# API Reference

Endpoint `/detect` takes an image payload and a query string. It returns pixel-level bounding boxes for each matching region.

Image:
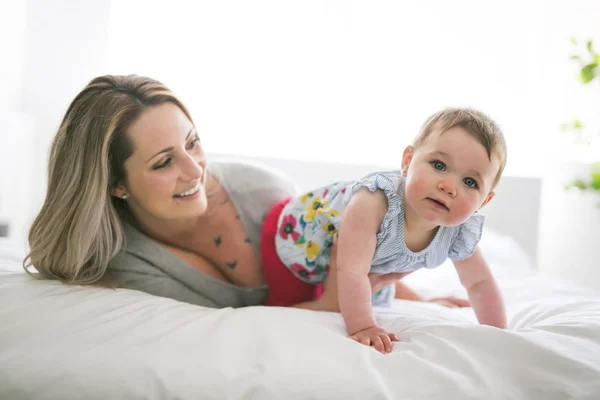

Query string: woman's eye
[463,177,478,188]
[432,160,446,171]
[154,157,172,170]
[187,137,201,150]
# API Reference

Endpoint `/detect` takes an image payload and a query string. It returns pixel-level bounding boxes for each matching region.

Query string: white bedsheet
[1,233,599,400]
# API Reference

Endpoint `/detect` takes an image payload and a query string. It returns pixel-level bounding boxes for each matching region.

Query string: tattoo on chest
[226,260,238,269]
[213,235,222,247]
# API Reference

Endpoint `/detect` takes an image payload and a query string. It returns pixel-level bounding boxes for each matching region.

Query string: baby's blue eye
[432,161,446,171]
[463,177,478,188]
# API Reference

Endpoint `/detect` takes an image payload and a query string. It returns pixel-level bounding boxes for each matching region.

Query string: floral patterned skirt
[266,191,395,307]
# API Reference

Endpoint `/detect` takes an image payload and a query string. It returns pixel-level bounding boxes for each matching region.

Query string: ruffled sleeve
[351,172,403,241]
[448,213,485,260]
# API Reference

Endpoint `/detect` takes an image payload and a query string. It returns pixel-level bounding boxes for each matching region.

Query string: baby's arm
[337,188,398,351]
[452,247,506,329]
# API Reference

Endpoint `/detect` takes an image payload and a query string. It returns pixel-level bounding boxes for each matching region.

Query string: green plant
[561,39,599,139]
[571,39,600,83]
[563,38,600,206]
[567,162,600,208]
[568,162,600,190]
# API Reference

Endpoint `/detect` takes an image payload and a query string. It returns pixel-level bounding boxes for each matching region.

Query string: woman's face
[115,103,209,224]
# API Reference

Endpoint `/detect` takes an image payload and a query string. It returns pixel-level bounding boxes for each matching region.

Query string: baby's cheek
[406,180,426,199]
[405,189,423,211]
[467,199,481,216]
[455,200,477,220]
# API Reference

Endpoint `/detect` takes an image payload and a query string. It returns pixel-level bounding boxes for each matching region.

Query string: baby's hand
[348,326,400,354]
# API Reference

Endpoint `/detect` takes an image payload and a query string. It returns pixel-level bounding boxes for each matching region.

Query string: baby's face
[402,126,499,227]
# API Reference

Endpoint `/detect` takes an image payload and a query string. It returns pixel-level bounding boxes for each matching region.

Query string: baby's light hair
[413,107,507,188]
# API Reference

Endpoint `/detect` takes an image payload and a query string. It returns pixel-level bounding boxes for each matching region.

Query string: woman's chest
[188,196,264,288]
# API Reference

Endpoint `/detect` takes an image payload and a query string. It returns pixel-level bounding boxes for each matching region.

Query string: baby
[260,107,507,353]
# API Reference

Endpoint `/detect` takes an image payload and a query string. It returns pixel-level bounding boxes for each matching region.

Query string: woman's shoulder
[208,158,298,193]
[108,223,165,272]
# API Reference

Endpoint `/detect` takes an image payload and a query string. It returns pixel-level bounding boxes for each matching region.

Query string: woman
[24,74,467,310]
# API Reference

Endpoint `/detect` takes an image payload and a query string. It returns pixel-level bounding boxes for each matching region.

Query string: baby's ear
[479,191,495,209]
[401,146,414,174]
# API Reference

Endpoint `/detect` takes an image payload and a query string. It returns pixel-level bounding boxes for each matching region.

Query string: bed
[1,158,599,399]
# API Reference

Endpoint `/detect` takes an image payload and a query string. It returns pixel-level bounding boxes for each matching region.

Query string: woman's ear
[401,146,414,176]
[111,185,128,199]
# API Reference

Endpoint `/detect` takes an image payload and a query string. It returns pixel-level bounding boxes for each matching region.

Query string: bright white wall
[0,2,27,108]
[538,161,600,290]
[20,0,112,211]
[0,0,112,244]
[1,1,599,287]
[0,2,32,242]
[106,0,600,173]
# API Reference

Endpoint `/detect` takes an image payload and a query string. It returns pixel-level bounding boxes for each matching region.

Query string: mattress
[1,231,599,399]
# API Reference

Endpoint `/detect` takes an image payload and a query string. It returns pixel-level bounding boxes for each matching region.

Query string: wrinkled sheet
[1,233,599,400]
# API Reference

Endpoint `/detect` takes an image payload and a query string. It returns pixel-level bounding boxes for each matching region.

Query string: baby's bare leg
[291,240,341,312]
[394,280,424,301]
[291,261,340,311]
[394,279,470,308]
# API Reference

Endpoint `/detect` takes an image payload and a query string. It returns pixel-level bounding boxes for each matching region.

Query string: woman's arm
[452,247,506,328]
[109,252,220,308]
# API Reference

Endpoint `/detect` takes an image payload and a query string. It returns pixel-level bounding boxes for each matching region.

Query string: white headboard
[212,153,541,266]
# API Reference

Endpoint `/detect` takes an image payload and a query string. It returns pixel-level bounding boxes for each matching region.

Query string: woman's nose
[181,153,205,181]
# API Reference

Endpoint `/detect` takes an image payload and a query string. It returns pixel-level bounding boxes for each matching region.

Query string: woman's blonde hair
[24,75,194,284]
[414,107,507,188]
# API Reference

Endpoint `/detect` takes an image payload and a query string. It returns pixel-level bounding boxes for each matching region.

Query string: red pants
[260,197,323,306]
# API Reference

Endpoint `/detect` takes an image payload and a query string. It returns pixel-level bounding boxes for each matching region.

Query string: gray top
[107,160,298,308]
